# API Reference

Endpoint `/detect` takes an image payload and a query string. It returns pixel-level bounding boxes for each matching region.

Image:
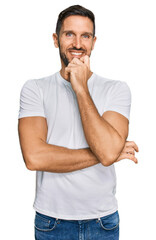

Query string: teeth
[71,52,83,56]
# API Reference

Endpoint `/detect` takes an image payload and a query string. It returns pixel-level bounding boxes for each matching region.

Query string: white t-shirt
[18,72,131,220]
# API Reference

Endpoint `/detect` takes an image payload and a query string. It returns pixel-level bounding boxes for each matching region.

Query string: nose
[73,36,82,49]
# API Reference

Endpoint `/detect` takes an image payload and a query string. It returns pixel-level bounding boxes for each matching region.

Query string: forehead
[61,15,93,33]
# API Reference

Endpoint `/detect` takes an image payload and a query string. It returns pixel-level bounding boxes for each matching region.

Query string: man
[18,5,138,240]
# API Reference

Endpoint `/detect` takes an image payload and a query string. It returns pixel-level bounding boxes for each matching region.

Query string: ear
[91,36,97,50]
[53,33,59,48]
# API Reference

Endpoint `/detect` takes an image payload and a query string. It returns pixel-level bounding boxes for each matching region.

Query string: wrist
[75,85,90,97]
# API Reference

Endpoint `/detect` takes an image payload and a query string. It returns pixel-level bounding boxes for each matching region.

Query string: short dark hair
[56,5,95,37]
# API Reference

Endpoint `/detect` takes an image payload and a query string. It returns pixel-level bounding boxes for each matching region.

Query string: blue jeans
[35,211,119,240]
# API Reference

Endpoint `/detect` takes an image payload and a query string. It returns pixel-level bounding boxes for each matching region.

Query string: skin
[18,15,139,172]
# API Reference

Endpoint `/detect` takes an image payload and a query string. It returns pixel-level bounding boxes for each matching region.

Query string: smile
[70,52,83,56]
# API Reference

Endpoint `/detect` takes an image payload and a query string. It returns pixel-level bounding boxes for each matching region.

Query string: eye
[66,32,74,37]
[82,34,91,39]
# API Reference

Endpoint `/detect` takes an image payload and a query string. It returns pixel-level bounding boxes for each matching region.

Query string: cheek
[85,41,94,50]
[60,43,72,53]
[87,45,94,53]
[60,37,73,46]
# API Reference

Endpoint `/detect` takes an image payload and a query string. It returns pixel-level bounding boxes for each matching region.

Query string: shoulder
[92,73,131,96]
[21,73,57,91]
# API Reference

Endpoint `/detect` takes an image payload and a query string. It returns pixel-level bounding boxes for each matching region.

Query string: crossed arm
[18,117,100,172]
[18,109,138,173]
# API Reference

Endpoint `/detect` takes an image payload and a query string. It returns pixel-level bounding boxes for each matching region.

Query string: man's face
[53,15,96,67]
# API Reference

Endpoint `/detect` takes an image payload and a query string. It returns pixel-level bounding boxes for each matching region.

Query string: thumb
[80,55,90,68]
[64,67,70,80]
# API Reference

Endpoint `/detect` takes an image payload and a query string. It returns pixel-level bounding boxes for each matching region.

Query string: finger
[126,154,138,164]
[64,66,73,79]
[116,153,138,164]
[64,67,70,80]
[71,57,83,65]
[125,141,139,152]
[65,67,71,73]
[125,141,138,150]
[65,65,77,72]
[124,147,135,155]
[80,55,90,68]
[67,63,78,68]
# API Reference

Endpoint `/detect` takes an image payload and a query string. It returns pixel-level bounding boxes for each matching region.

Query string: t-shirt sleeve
[104,81,131,120]
[18,79,46,119]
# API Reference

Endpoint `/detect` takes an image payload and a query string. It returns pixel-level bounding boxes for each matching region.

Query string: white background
[0,0,156,239]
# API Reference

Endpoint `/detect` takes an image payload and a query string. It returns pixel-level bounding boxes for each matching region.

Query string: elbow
[98,140,125,167]
[25,162,36,171]
[99,155,115,167]
[101,161,111,167]
[24,154,37,171]
[94,150,116,167]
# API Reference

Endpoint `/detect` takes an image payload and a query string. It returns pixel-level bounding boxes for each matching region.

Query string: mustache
[68,47,86,52]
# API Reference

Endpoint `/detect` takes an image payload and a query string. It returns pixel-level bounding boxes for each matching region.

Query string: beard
[59,50,70,67]
[58,40,70,67]
[58,40,91,67]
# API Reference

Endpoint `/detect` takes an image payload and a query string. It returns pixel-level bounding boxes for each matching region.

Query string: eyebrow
[62,30,93,37]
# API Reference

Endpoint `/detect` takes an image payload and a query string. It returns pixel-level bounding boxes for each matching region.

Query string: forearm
[27,142,99,173]
[76,89,125,166]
